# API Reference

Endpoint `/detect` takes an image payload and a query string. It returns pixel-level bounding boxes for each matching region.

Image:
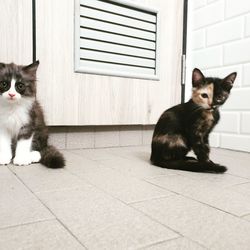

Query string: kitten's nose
[8,93,15,98]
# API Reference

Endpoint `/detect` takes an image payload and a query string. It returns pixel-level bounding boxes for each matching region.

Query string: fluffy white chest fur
[0,97,33,137]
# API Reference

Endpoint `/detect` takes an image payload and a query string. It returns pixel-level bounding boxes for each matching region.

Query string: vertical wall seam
[181,0,188,103]
[32,0,36,62]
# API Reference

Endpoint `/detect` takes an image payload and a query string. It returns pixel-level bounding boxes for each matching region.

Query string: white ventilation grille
[75,0,159,80]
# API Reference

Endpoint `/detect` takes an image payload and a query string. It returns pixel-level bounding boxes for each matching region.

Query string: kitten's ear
[192,68,205,87]
[222,72,237,91]
[22,60,39,75]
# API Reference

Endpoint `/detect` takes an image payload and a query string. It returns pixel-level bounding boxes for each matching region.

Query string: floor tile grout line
[34,185,90,195]
[176,171,250,182]
[127,194,177,205]
[145,170,250,184]
[64,151,179,193]
[66,168,169,207]
[65,166,177,205]
[144,174,250,192]
[131,200,209,249]
[143,170,250,197]
[67,144,149,153]
[7,167,88,250]
[70,150,130,162]
[68,148,250,185]
[134,237,182,250]
[226,181,250,189]
[68,145,150,162]
[142,179,186,195]
[142,179,250,220]
[93,158,180,183]
[131,204,183,237]
[7,164,82,199]
[66,169,185,240]
[103,164,178,183]
[241,213,250,218]
[70,175,205,248]
[8,163,97,195]
[0,218,56,232]
[226,172,250,180]
[65,149,121,162]
[135,236,209,250]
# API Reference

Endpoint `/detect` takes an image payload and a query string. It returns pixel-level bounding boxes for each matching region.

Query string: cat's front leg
[203,135,212,162]
[0,131,12,165]
[193,143,210,162]
[192,136,210,162]
[13,136,35,166]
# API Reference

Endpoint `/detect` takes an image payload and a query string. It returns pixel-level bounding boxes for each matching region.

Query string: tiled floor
[1,146,250,250]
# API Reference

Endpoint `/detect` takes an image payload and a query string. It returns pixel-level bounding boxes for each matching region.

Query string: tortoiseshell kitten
[151,68,237,173]
[0,61,65,168]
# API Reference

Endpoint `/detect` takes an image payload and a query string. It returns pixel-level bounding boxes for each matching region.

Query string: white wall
[0,0,32,65]
[186,0,250,152]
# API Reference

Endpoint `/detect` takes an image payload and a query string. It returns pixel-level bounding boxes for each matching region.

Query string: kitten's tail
[151,157,227,173]
[40,145,65,168]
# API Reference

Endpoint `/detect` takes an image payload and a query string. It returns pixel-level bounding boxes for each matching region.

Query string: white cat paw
[30,151,41,163]
[0,154,12,165]
[13,154,32,166]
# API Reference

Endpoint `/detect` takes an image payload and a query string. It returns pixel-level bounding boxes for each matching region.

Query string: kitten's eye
[216,95,225,103]
[0,81,9,88]
[16,82,25,91]
[201,93,208,98]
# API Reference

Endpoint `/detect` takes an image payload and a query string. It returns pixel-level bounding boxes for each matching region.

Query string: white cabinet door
[36,0,184,125]
[0,0,32,64]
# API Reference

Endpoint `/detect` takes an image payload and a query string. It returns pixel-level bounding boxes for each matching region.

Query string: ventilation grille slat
[80,6,156,32]
[81,0,156,23]
[80,28,155,50]
[79,39,156,59]
[80,17,156,41]
[80,50,155,68]
[75,0,159,80]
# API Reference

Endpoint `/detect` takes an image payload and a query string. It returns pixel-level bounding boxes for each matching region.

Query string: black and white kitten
[150,68,237,173]
[0,61,65,168]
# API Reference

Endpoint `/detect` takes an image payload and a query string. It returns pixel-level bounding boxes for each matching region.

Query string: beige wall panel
[36,0,183,125]
[0,0,32,64]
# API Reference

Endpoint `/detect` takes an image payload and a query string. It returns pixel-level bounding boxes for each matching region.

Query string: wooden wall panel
[0,0,32,64]
[36,0,183,125]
